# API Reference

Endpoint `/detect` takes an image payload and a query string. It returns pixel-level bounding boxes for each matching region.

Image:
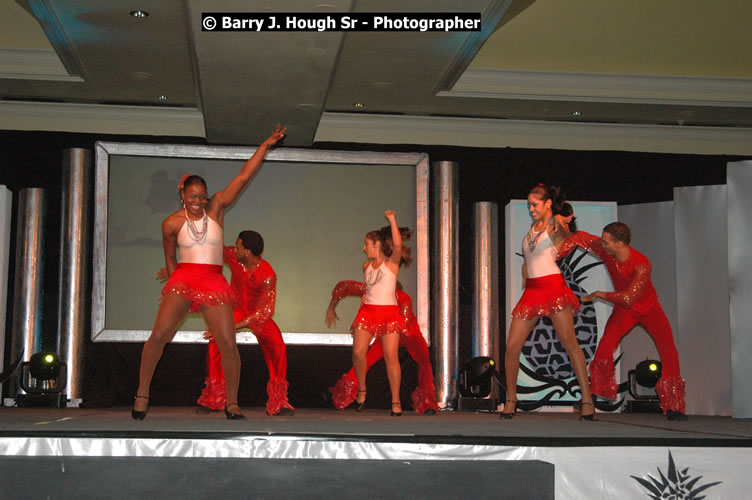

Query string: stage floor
[2,405,751,447]
[2,406,751,499]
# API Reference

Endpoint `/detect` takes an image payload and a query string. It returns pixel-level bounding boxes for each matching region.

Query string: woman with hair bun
[501,183,595,420]
[132,125,286,421]
[350,210,412,416]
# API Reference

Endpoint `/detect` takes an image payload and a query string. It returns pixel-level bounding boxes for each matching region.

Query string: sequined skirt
[511,273,580,320]
[161,263,236,313]
[351,304,408,337]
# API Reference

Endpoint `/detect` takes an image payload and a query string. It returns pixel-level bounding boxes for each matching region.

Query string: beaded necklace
[184,208,209,244]
[526,219,551,252]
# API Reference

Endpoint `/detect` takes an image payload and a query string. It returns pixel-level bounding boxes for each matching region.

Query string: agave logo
[631,451,721,499]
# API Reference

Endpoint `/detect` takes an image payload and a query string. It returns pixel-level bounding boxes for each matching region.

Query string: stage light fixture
[458,356,496,398]
[635,359,662,388]
[20,351,67,396]
[625,359,662,414]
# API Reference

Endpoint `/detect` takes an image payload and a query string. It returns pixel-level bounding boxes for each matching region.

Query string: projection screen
[92,143,428,345]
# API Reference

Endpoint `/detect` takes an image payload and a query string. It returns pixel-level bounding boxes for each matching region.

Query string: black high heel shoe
[355,389,367,412]
[500,400,517,419]
[131,395,149,420]
[579,402,595,421]
[391,402,402,417]
[224,402,246,420]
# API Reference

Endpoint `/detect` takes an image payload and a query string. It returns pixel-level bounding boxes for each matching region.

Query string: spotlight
[625,359,662,414]
[635,359,662,388]
[458,356,496,398]
[17,351,67,408]
[29,352,62,381]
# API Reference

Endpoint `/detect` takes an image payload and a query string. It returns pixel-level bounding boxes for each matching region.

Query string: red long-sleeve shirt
[558,231,659,314]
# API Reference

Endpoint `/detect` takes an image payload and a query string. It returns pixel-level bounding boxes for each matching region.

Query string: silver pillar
[431,161,459,409]
[6,188,46,404]
[57,148,92,406]
[472,202,500,400]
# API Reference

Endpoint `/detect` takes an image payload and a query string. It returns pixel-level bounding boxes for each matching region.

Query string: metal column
[5,188,46,405]
[431,161,459,409]
[472,202,500,401]
[57,148,92,407]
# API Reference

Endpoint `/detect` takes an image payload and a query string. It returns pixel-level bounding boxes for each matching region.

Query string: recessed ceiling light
[130,72,152,80]
[157,95,168,100]
[371,81,393,90]
[353,102,364,109]
[130,10,149,18]
[305,47,326,57]
[571,111,581,116]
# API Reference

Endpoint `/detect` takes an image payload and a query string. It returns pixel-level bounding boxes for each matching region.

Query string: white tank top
[177,215,223,265]
[522,226,561,278]
[363,261,398,305]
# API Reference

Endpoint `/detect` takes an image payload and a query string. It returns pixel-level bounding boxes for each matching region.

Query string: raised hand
[262,124,287,148]
[384,209,396,221]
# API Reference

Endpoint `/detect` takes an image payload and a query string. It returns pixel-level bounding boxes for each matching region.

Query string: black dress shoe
[666,410,688,421]
[224,403,246,420]
[275,408,295,416]
[391,402,402,417]
[500,400,517,419]
[131,395,149,420]
[579,402,595,421]
[355,389,367,412]
[423,409,437,416]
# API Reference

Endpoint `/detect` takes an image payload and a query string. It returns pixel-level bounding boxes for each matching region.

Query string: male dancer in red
[558,222,687,420]
[198,230,294,416]
[325,280,439,415]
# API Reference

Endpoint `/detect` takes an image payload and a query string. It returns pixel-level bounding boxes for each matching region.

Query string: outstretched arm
[557,230,606,260]
[214,124,286,209]
[325,280,365,328]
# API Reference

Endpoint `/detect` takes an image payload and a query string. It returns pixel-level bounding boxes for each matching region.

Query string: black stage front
[1,406,751,499]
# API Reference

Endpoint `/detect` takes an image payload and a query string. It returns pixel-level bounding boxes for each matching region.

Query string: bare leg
[202,303,242,416]
[134,293,193,411]
[503,317,538,414]
[550,308,594,416]
[352,328,373,403]
[380,332,402,413]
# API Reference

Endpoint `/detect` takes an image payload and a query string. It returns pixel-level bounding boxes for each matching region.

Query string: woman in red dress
[350,210,411,416]
[132,125,286,420]
[502,184,594,420]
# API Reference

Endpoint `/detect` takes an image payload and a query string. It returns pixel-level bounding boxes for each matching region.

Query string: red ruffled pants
[328,330,439,414]
[589,304,686,414]
[197,319,294,415]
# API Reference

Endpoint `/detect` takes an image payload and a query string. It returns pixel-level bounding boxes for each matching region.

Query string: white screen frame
[92,143,429,345]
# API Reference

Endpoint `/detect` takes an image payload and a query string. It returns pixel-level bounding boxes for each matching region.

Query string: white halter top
[522,227,561,278]
[177,215,223,265]
[363,261,398,305]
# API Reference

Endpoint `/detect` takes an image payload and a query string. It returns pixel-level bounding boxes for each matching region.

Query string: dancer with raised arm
[325,280,439,415]
[502,184,594,420]
[132,125,286,420]
[558,222,688,420]
[350,210,411,416]
[197,230,294,416]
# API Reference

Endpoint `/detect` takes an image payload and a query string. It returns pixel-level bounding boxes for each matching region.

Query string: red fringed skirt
[161,263,236,313]
[511,273,580,320]
[351,304,408,338]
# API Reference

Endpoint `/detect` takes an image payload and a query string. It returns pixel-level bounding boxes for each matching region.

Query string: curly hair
[603,222,631,245]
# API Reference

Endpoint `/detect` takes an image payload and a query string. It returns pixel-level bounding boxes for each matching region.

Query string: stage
[1,406,750,499]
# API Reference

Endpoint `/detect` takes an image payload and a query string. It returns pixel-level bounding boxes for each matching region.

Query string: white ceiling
[1,0,751,153]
